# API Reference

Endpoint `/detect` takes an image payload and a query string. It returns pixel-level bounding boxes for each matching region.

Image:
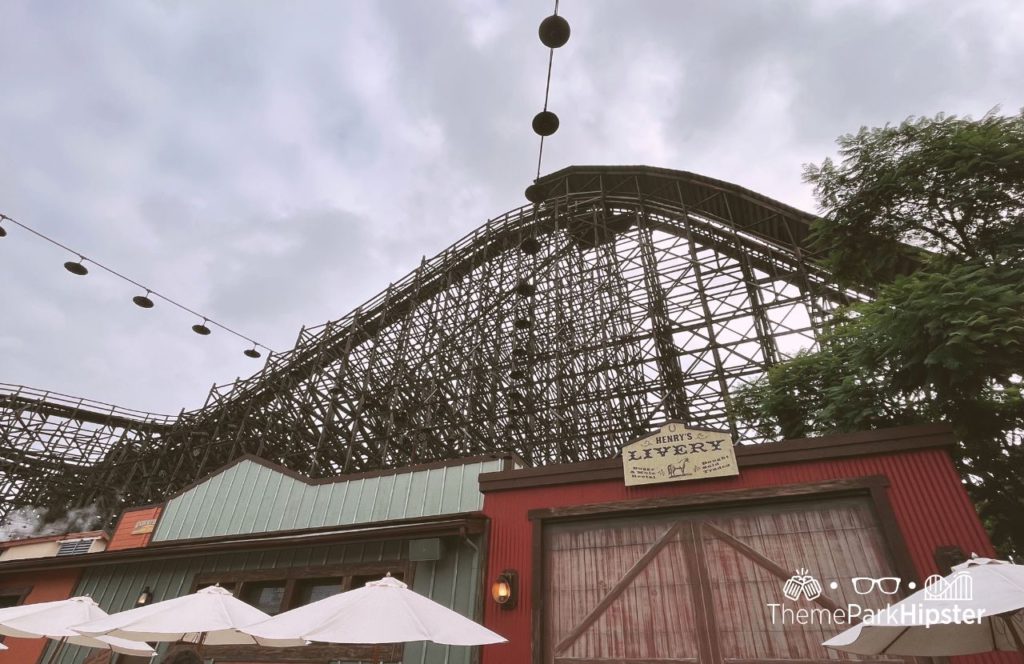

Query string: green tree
[735,111,1024,555]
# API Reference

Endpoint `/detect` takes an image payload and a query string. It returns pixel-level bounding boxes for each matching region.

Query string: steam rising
[0,505,102,542]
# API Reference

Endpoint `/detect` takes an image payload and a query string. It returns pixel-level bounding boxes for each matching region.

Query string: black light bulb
[539,15,570,48]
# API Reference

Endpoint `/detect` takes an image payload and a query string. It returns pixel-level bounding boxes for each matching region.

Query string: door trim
[531,476,919,664]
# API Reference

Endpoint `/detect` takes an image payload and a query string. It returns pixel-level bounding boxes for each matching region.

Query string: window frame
[0,585,31,607]
[0,585,32,645]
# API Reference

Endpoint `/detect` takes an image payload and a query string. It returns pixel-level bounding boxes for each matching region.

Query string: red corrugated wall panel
[480,448,1006,664]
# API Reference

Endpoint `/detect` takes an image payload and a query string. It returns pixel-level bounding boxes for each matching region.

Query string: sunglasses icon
[851,577,901,595]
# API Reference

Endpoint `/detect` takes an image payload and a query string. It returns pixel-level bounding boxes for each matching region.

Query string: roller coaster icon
[924,571,973,601]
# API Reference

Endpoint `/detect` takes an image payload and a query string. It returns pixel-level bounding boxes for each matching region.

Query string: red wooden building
[476,423,1002,664]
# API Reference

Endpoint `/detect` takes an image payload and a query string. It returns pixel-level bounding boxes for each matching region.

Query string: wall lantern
[136,586,154,607]
[491,570,517,609]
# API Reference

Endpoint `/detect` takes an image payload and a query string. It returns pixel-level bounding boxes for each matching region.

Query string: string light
[0,212,275,358]
[63,258,89,276]
[525,0,571,204]
[132,290,155,309]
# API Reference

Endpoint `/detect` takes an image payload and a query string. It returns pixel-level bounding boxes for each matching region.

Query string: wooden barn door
[544,515,706,664]
[542,497,904,664]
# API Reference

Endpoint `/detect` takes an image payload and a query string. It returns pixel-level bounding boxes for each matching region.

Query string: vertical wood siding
[480,447,1000,664]
[154,459,502,542]
[46,536,484,664]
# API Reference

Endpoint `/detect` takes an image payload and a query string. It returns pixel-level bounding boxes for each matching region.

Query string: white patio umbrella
[73,585,306,647]
[241,574,505,647]
[0,596,156,661]
[824,557,1024,656]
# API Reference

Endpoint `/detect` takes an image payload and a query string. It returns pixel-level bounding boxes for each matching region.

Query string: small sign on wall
[131,519,156,535]
[622,423,739,486]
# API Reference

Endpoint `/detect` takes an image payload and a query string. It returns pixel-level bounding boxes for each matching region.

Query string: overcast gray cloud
[1,0,1022,413]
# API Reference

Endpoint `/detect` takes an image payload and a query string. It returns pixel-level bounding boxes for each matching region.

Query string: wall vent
[56,538,95,556]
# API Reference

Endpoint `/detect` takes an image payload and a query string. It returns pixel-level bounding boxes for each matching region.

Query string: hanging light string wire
[535,0,560,180]
[0,212,275,354]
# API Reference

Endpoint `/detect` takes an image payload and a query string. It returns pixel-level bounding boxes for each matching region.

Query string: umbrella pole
[43,636,67,664]
[371,643,380,664]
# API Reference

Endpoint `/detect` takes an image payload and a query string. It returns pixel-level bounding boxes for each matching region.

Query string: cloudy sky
[1,0,1022,414]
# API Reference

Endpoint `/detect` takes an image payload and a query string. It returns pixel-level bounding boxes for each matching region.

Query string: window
[0,586,30,609]
[0,594,22,609]
[0,588,29,645]
[240,581,287,615]
[292,577,343,607]
[56,538,95,556]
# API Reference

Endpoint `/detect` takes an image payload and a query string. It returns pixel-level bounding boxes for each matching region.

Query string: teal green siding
[154,459,501,542]
[49,536,485,664]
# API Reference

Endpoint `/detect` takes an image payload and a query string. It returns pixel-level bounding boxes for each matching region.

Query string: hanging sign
[622,423,739,486]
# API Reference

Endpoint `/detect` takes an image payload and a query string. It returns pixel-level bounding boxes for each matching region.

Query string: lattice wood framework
[0,166,867,525]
